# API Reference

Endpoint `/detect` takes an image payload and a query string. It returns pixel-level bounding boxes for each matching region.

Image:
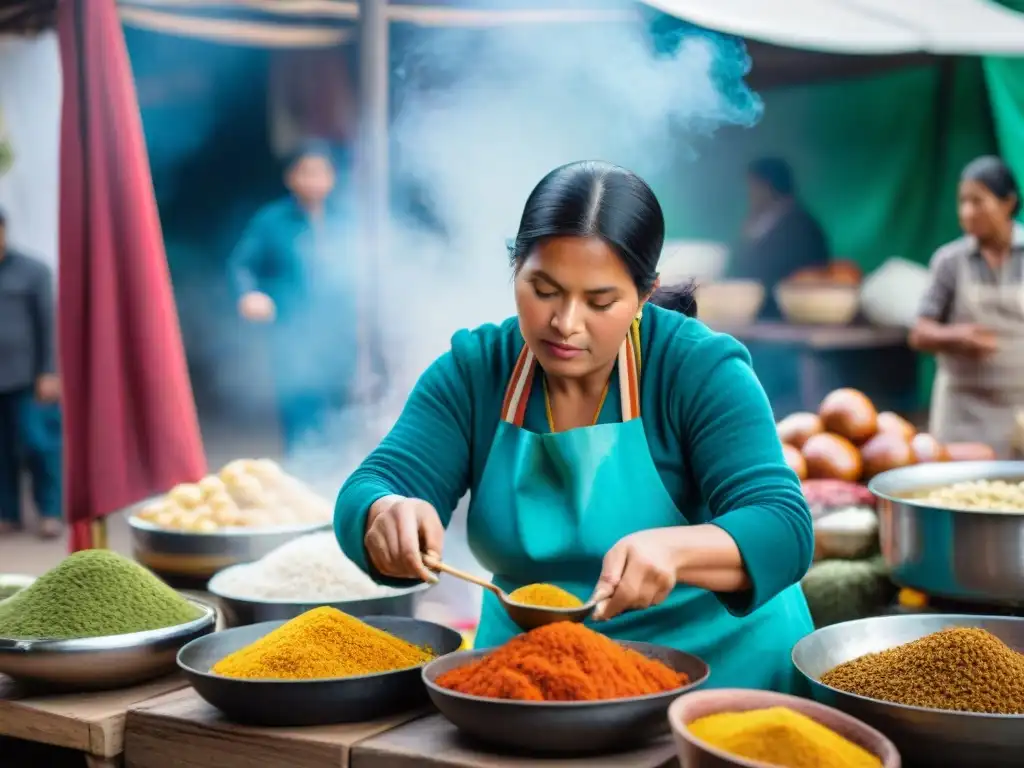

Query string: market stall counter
[348,714,678,768]
[0,673,186,768]
[123,688,426,768]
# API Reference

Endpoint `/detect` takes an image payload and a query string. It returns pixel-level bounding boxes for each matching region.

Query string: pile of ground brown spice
[820,627,1024,714]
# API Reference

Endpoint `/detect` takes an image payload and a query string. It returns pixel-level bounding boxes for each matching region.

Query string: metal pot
[869,461,1024,606]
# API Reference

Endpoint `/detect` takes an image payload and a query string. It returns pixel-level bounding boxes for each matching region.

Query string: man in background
[729,157,831,318]
[0,209,62,537]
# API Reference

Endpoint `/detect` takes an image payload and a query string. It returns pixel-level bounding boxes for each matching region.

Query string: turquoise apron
[466,327,814,693]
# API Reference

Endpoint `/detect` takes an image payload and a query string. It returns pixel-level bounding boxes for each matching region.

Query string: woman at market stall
[909,156,1023,457]
[335,161,815,692]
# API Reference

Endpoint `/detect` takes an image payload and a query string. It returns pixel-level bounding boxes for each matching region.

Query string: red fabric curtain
[57,0,207,551]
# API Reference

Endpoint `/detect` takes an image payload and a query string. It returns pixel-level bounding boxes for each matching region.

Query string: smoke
[283,10,762,490]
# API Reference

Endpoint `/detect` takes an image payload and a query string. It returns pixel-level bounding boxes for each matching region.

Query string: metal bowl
[792,614,1024,767]
[669,688,901,768]
[422,642,709,755]
[869,461,1024,604]
[128,511,331,582]
[0,574,36,602]
[207,567,432,628]
[0,597,216,690]
[177,616,462,726]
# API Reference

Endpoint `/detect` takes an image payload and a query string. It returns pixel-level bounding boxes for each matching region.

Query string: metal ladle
[421,553,597,631]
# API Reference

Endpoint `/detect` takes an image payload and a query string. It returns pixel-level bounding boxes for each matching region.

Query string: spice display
[0,551,202,639]
[507,583,583,609]
[211,606,433,680]
[820,627,1024,714]
[689,706,882,768]
[212,532,401,602]
[132,458,332,532]
[911,479,1024,512]
[436,622,688,701]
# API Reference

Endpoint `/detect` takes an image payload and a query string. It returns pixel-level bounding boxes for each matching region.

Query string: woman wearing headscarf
[910,156,1023,457]
[228,140,384,456]
[335,161,815,692]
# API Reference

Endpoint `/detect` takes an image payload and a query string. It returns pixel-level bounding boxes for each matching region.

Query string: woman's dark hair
[649,281,698,318]
[962,155,1020,216]
[285,138,335,172]
[509,161,666,295]
[748,157,794,197]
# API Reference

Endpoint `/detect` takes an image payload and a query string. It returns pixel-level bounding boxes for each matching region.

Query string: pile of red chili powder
[436,622,690,701]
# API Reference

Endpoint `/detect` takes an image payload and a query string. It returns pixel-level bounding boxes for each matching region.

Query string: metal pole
[356,0,389,396]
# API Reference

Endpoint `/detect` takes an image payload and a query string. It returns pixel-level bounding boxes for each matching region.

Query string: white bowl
[660,241,729,284]
[775,282,860,325]
[695,280,765,325]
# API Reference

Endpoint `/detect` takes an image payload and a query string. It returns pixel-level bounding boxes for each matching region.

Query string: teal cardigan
[335,303,813,614]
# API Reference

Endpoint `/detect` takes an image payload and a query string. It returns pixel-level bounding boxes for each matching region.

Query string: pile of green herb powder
[0,550,203,639]
[0,584,25,601]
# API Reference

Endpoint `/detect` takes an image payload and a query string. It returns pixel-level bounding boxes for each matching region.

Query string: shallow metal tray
[793,613,1024,767]
[422,641,709,755]
[0,597,216,690]
[177,616,463,726]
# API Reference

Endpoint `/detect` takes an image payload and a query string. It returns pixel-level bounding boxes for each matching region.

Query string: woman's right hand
[364,495,445,583]
[950,323,998,357]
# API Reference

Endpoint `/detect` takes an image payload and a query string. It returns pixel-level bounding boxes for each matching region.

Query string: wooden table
[0,673,187,768]
[710,322,918,416]
[124,688,425,768]
[349,715,678,768]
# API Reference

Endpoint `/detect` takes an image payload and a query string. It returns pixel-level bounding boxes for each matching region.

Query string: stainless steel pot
[869,461,1024,605]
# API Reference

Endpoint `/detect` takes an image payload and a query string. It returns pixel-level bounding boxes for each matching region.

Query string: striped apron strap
[501,321,642,427]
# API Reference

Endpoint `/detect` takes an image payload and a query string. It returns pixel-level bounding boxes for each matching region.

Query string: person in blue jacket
[228,141,384,456]
[335,161,815,692]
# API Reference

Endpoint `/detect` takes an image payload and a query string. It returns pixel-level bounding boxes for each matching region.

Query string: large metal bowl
[0,597,216,690]
[793,613,1024,767]
[422,642,709,755]
[128,511,330,582]
[869,461,1024,605]
[0,574,36,602]
[207,567,432,628]
[178,616,463,726]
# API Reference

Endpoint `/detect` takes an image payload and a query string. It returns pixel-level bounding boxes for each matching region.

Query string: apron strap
[501,320,642,426]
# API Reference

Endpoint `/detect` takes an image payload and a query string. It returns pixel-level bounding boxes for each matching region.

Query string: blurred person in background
[729,157,830,319]
[229,140,385,458]
[910,156,1023,458]
[0,209,62,538]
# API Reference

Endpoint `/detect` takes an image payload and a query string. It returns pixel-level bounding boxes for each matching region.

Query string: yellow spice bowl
[668,688,900,768]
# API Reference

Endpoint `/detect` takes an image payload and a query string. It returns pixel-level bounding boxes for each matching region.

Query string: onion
[777,412,824,449]
[782,444,808,481]
[818,388,878,444]
[802,433,863,482]
[860,432,915,480]
[876,411,916,443]
[946,442,997,462]
[910,433,950,464]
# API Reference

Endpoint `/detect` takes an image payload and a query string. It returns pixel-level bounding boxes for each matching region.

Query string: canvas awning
[646,0,1024,55]
[118,0,1024,55]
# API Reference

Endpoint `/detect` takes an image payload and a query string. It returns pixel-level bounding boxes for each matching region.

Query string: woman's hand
[364,495,444,583]
[949,323,997,358]
[590,530,679,621]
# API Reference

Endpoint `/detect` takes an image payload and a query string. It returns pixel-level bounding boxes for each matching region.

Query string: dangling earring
[635,307,643,321]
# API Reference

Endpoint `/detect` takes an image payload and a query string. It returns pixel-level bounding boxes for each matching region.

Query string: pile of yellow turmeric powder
[688,707,882,768]
[211,606,434,680]
[507,583,583,609]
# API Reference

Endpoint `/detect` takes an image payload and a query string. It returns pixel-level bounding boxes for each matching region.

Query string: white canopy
[647,0,1024,55]
[118,0,1024,54]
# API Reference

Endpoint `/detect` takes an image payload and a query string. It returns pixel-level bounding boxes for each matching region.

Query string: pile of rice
[213,532,403,601]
